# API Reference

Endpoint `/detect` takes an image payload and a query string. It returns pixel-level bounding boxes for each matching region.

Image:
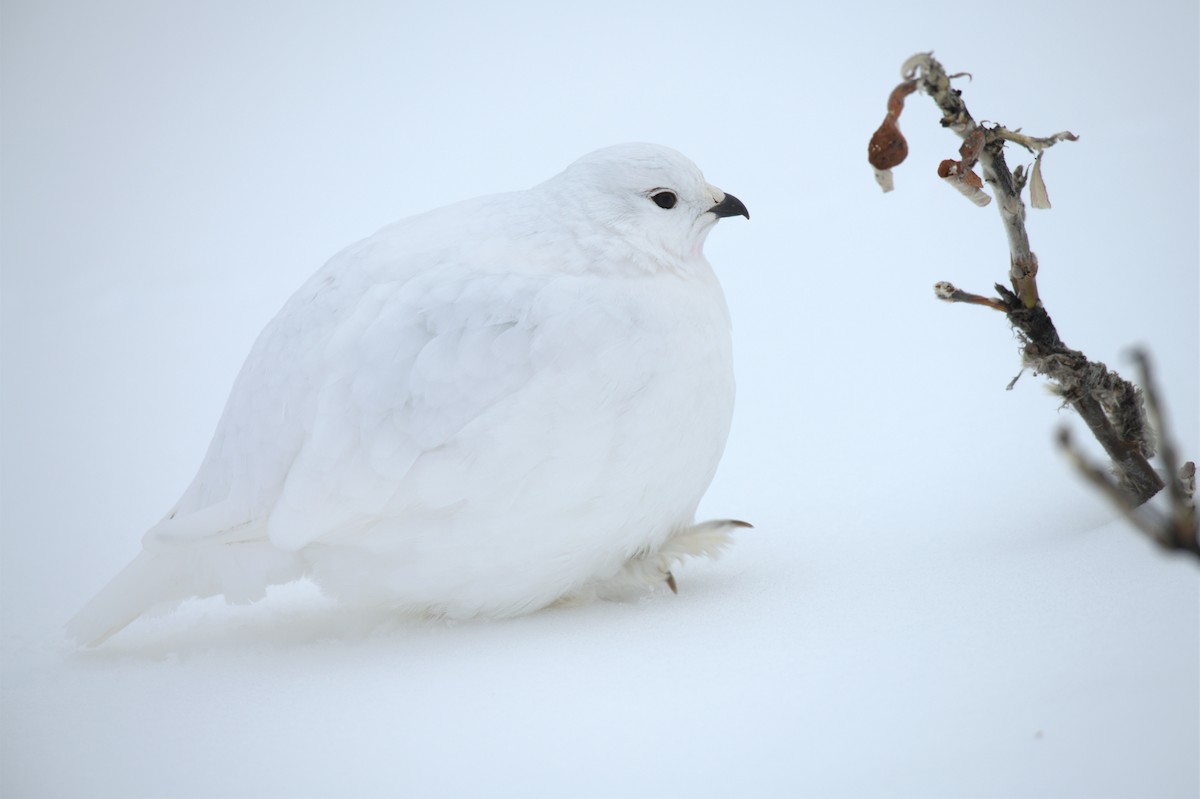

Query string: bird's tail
[66,543,305,647]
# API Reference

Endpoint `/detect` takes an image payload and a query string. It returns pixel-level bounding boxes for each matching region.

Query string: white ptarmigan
[67,143,749,646]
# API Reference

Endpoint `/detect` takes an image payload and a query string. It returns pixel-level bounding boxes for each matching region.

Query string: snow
[2,1,1197,797]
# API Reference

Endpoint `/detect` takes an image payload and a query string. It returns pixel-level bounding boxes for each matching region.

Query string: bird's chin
[692,218,719,247]
[686,237,715,262]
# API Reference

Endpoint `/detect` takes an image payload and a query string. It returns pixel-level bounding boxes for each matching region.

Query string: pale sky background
[2,1,1197,797]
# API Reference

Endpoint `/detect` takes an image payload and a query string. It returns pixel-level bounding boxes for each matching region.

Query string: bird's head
[542,143,748,270]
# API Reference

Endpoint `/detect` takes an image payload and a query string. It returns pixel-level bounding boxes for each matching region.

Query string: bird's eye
[651,191,677,209]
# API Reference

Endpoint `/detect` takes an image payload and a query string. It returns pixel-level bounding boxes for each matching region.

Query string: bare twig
[933,281,1007,312]
[869,53,1174,509]
[1132,350,1198,548]
[1058,352,1198,558]
[1058,428,1162,538]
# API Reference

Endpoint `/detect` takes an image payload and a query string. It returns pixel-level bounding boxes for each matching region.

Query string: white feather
[68,143,747,644]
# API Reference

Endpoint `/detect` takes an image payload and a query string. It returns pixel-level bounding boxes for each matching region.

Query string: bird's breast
[520,270,735,516]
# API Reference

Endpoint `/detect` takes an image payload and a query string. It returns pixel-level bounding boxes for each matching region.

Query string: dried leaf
[958,127,985,168]
[868,117,908,171]
[937,159,991,206]
[1029,152,1051,209]
[994,126,1079,152]
[868,80,918,191]
[872,167,895,192]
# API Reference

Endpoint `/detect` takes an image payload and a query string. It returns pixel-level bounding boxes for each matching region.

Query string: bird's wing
[263,267,553,550]
[145,255,560,551]
[142,190,638,553]
[142,259,358,550]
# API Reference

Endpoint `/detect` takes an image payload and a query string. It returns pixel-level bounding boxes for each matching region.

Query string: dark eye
[651,191,677,209]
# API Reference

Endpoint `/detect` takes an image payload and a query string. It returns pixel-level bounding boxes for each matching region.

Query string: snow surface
[2,1,1197,797]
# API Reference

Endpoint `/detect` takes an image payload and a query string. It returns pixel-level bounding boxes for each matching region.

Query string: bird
[67,142,750,646]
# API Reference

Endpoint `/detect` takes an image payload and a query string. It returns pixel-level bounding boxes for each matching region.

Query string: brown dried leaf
[868,118,908,171]
[937,159,991,206]
[886,80,918,118]
[868,80,918,191]
[958,128,985,168]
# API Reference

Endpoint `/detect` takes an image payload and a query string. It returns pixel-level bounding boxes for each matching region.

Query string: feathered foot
[593,518,751,600]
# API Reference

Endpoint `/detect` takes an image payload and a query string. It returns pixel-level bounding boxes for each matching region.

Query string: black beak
[709,192,749,220]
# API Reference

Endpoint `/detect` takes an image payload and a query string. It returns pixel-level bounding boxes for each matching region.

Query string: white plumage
[68,143,749,646]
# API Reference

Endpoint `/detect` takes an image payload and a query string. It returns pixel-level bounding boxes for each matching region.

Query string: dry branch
[869,53,1196,526]
[1059,352,1198,556]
